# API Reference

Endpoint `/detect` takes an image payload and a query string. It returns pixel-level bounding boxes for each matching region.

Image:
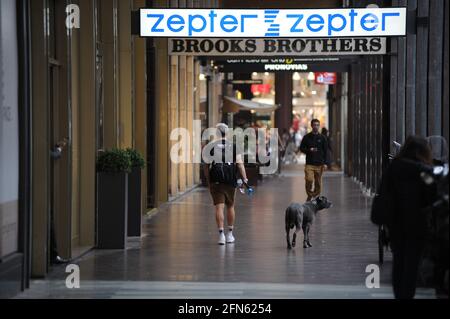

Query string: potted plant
[96,148,132,249]
[125,148,145,237]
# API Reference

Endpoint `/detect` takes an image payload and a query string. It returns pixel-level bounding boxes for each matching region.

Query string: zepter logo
[140,8,406,38]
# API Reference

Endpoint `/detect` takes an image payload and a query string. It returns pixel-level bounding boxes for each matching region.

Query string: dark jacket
[372,158,435,243]
[372,158,439,299]
[299,132,330,166]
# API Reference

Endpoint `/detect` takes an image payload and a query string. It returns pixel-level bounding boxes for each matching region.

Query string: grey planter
[127,167,142,237]
[97,171,128,249]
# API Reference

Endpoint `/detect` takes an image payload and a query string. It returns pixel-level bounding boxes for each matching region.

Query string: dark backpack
[209,140,238,186]
[209,162,237,186]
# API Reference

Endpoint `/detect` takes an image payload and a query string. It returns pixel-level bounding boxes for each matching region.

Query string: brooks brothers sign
[168,37,387,56]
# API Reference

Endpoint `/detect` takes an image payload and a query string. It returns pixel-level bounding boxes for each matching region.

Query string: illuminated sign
[168,38,386,56]
[265,64,308,71]
[251,84,272,94]
[140,8,406,38]
[216,57,351,73]
[315,72,337,84]
[227,80,264,84]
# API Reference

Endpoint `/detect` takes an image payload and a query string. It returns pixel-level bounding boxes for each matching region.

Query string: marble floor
[15,165,436,299]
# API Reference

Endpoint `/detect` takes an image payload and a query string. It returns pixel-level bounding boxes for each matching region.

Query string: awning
[223,96,280,113]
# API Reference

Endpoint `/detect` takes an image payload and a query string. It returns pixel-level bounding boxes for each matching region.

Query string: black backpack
[371,166,393,228]
[209,140,238,187]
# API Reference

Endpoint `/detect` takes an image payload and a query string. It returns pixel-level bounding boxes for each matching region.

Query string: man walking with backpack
[203,123,248,245]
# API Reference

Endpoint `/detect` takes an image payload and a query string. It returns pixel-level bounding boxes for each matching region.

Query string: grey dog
[285,196,333,249]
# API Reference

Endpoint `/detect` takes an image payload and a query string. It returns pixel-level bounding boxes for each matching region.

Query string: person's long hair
[397,136,433,165]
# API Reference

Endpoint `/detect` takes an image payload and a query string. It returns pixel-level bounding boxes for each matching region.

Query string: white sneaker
[218,232,226,245]
[226,232,235,244]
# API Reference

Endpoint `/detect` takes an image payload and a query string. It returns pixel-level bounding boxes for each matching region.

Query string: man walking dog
[204,123,249,245]
[300,119,330,201]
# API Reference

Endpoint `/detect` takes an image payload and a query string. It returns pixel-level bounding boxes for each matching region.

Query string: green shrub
[96,148,132,173]
[125,148,146,169]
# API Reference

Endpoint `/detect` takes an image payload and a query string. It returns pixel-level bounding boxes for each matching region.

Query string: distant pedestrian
[279,128,289,159]
[300,119,330,201]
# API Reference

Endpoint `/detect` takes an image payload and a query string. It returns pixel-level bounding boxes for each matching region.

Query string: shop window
[0,0,19,259]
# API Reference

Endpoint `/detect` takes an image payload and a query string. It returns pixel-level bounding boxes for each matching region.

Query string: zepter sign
[140,8,406,38]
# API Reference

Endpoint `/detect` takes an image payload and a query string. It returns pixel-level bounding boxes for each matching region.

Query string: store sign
[227,79,263,84]
[264,63,308,71]
[0,0,19,258]
[315,72,337,84]
[216,57,351,73]
[251,84,272,94]
[140,8,406,38]
[169,37,386,56]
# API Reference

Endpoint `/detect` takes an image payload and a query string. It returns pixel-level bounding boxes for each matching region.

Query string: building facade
[0,0,448,298]
[344,0,449,195]
[0,0,223,297]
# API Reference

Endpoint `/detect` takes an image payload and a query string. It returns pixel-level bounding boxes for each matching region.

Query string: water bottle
[237,179,246,195]
[246,185,255,196]
[244,182,255,196]
[239,179,254,196]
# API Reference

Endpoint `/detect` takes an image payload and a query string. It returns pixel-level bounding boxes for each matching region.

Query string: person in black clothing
[299,119,330,201]
[372,136,435,299]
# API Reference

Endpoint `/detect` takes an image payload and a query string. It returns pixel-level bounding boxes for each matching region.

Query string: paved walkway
[16,166,436,299]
